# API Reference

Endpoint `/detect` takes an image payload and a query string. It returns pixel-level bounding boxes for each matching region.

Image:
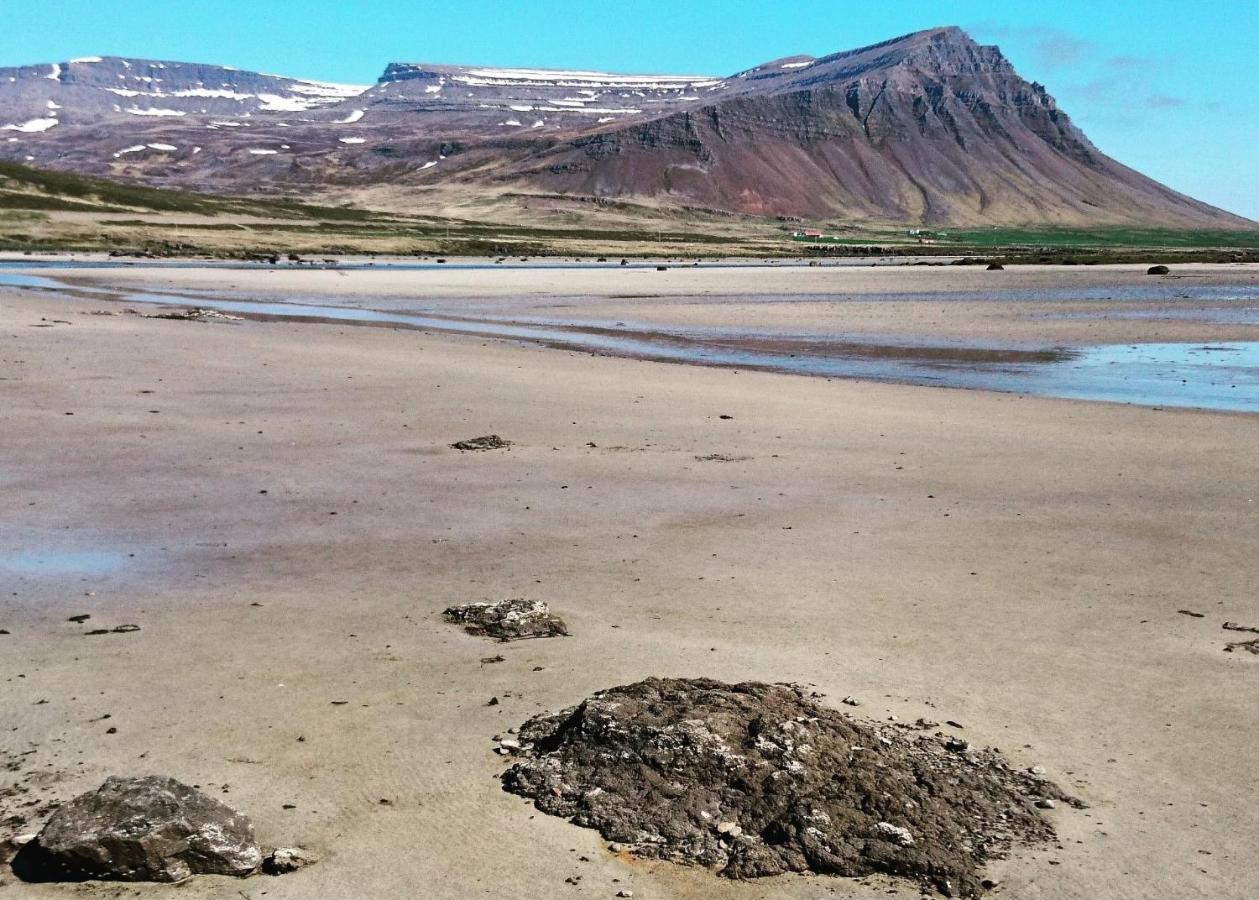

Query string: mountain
[0,29,1248,227]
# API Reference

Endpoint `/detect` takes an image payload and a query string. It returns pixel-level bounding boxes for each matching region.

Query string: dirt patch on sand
[501,678,1082,897]
[443,599,569,642]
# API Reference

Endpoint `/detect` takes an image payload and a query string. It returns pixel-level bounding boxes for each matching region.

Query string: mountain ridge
[0,27,1249,227]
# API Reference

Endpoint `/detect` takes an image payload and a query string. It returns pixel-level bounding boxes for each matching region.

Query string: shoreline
[4,261,1258,414]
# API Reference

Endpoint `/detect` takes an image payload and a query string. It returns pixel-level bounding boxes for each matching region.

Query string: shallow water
[0,549,131,576]
[3,268,1257,413]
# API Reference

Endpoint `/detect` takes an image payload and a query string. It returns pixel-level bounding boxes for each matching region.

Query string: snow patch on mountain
[126,107,187,117]
[2,118,58,133]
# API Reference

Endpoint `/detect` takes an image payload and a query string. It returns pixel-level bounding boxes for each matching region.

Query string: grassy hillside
[0,161,1256,260]
[0,161,381,220]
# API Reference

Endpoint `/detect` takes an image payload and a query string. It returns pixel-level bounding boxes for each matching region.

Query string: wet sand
[40,258,1259,346]
[1,266,1257,899]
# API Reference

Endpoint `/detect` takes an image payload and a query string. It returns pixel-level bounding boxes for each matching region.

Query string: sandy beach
[1,263,1257,898]
[46,258,1259,345]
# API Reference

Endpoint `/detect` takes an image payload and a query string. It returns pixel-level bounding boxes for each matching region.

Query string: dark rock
[502,678,1079,897]
[1222,622,1259,634]
[1177,609,1205,618]
[84,625,141,636]
[1224,639,1259,655]
[450,434,512,451]
[1147,265,1170,275]
[67,615,91,624]
[444,598,569,642]
[986,262,1004,271]
[262,846,317,875]
[148,308,240,322]
[20,776,261,882]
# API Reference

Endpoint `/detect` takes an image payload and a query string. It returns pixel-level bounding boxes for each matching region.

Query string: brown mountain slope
[492,28,1244,226]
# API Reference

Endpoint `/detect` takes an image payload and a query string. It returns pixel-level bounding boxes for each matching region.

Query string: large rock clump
[502,678,1081,898]
[26,776,262,882]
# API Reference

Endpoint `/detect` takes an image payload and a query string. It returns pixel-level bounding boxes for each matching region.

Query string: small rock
[616,891,634,898]
[451,435,512,452]
[874,821,915,846]
[27,775,261,882]
[715,821,742,837]
[841,696,861,707]
[1147,265,1170,276]
[944,737,970,752]
[262,846,317,875]
[498,738,522,752]
[1036,798,1057,810]
[445,598,568,642]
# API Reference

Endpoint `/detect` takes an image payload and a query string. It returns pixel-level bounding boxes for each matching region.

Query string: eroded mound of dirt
[502,678,1081,897]
[443,598,568,641]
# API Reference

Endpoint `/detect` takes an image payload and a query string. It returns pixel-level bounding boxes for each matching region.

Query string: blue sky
[4,0,1255,220]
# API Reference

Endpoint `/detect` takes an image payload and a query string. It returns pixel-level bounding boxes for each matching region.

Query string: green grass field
[943,226,1259,250]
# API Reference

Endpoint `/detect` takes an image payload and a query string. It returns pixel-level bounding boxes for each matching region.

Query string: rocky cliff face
[0,28,1246,226]
[503,28,1227,225]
